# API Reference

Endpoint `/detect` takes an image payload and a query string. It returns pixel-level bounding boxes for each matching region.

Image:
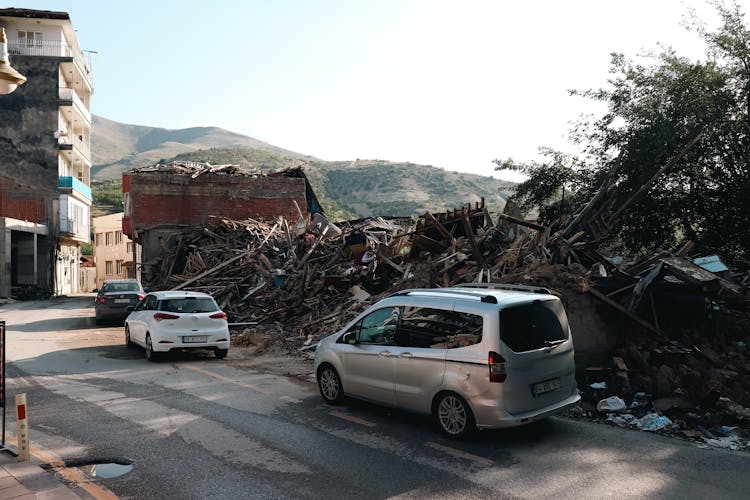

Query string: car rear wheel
[124,325,134,348]
[317,364,344,404]
[145,334,159,361]
[214,348,228,359]
[434,392,476,439]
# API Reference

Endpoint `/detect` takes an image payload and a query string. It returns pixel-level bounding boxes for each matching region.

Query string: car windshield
[104,282,141,292]
[158,298,218,313]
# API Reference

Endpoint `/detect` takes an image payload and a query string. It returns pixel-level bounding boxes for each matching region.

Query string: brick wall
[124,172,309,234]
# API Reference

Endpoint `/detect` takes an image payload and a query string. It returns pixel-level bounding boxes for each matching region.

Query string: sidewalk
[0,447,88,500]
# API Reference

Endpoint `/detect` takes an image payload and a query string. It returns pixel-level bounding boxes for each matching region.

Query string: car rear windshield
[499,299,569,352]
[104,282,141,292]
[158,298,218,313]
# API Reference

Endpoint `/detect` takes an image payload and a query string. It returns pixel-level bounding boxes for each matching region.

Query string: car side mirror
[343,331,358,345]
[93,288,98,293]
[126,306,134,311]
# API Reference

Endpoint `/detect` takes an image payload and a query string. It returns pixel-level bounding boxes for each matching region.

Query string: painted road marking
[424,442,494,466]
[328,410,377,427]
[183,365,273,395]
[6,431,119,500]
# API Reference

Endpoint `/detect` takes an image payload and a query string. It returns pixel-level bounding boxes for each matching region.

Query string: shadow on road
[7,316,100,332]
[9,343,230,376]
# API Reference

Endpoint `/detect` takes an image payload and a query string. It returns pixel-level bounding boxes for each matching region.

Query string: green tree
[496,2,750,264]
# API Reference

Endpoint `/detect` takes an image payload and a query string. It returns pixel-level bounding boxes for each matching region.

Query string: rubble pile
[141,193,750,446]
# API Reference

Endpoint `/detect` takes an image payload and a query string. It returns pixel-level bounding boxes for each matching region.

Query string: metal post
[0,320,5,448]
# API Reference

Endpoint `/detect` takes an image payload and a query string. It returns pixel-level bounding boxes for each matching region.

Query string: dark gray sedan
[94,279,145,324]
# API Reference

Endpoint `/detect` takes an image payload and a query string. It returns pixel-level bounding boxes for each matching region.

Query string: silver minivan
[314,284,580,438]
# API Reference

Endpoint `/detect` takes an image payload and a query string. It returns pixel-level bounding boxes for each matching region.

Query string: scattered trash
[637,413,674,432]
[703,436,741,451]
[597,396,626,413]
[590,382,607,390]
[606,413,637,426]
[629,392,650,411]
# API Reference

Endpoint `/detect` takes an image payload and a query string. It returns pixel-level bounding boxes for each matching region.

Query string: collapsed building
[121,162,322,282]
[124,160,750,450]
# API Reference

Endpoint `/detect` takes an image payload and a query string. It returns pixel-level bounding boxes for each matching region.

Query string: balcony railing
[8,39,93,86]
[57,133,91,162]
[58,193,91,243]
[59,176,92,201]
[59,87,92,125]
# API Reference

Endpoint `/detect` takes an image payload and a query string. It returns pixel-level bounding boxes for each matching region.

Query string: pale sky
[12,0,735,181]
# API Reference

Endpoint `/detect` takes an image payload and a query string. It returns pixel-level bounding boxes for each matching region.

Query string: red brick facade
[122,172,309,237]
[0,187,48,223]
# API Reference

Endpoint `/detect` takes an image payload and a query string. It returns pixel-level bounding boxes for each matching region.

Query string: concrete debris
[137,193,750,442]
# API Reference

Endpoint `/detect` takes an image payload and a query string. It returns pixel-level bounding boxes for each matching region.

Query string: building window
[116,260,123,274]
[126,242,133,253]
[95,233,102,246]
[115,230,123,244]
[106,232,113,245]
[17,31,43,49]
[105,261,113,275]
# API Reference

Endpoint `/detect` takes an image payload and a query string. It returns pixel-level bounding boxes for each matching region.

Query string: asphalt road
[1,296,748,499]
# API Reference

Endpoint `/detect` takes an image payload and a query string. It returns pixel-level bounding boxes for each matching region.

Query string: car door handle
[398,352,413,359]
[379,350,392,357]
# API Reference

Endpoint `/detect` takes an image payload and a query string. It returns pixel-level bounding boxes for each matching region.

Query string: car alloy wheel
[435,393,475,439]
[145,334,158,361]
[317,365,344,404]
[125,325,133,348]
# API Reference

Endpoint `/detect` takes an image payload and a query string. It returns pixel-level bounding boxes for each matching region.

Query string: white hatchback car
[314,284,580,438]
[125,291,230,361]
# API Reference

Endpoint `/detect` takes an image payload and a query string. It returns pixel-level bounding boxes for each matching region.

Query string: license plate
[532,378,561,397]
[114,298,130,304]
[182,336,207,343]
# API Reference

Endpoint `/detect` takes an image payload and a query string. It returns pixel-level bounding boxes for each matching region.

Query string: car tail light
[209,312,227,320]
[96,296,106,305]
[489,351,507,383]
[138,294,144,300]
[153,312,179,321]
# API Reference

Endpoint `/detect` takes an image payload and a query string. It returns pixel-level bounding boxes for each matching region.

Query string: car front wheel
[317,364,344,404]
[434,392,476,439]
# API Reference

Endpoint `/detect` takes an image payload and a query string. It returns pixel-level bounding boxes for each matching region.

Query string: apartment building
[0,8,93,297]
[93,213,135,289]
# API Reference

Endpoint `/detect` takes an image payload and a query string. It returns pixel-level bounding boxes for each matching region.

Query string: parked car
[124,290,230,361]
[314,283,580,438]
[94,279,145,325]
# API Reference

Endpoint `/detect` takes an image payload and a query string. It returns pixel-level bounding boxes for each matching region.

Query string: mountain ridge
[91,115,515,219]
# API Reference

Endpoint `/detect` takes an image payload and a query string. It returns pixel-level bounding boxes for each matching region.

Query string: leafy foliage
[91,180,124,216]
[495,2,750,264]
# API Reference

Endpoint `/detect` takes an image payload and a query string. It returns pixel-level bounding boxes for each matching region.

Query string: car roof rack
[388,288,498,304]
[454,283,552,295]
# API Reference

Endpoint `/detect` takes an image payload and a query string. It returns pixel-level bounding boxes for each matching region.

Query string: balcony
[59,87,91,126]
[8,38,93,89]
[59,176,92,203]
[58,193,91,244]
[57,133,91,164]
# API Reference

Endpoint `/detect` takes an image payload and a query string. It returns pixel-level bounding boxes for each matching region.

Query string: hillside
[168,151,515,219]
[91,115,311,180]
[92,118,515,220]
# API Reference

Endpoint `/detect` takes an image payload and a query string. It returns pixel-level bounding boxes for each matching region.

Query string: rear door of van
[498,298,577,414]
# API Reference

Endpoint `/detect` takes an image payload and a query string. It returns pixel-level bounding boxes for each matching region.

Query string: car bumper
[152,330,230,353]
[472,392,581,429]
[95,307,131,320]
